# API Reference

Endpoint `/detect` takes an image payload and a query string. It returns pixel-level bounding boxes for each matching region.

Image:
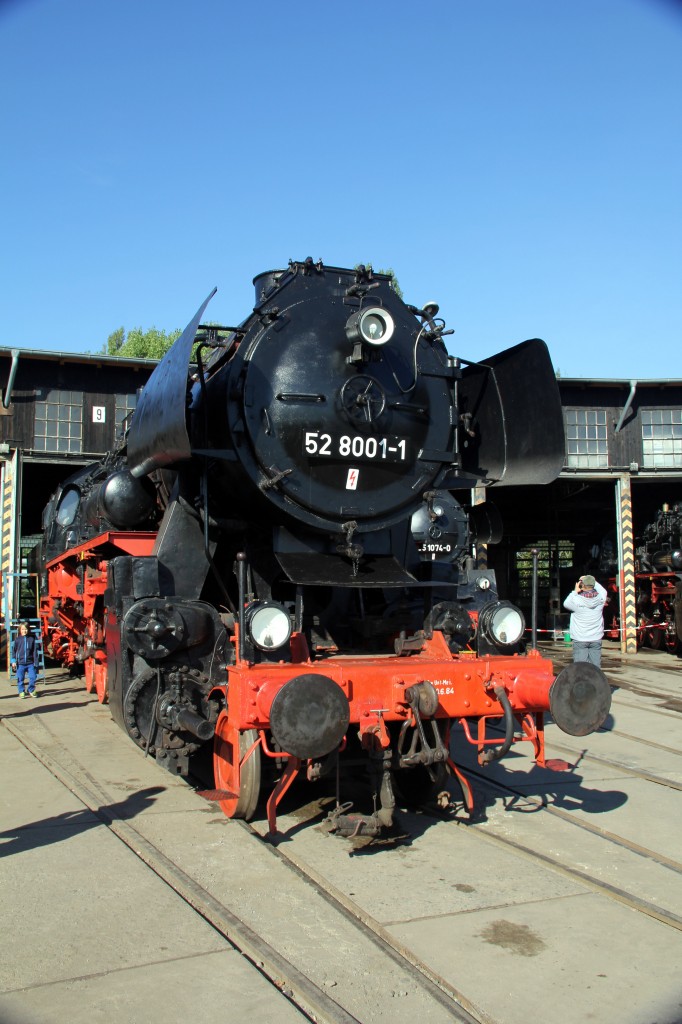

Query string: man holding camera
[563,574,608,667]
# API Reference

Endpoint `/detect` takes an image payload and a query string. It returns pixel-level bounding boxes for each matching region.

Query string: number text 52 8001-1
[303,432,409,462]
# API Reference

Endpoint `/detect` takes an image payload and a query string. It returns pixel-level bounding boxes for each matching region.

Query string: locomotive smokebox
[269,674,350,760]
[549,663,612,736]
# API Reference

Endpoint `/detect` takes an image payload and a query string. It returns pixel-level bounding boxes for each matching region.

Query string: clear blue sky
[1,0,680,378]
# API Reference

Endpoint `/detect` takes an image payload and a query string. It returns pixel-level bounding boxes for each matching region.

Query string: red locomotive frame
[40,531,157,702]
[210,630,562,835]
[38,529,589,838]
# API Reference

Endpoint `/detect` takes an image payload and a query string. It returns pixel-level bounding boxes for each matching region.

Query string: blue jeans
[572,641,602,667]
[16,664,37,694]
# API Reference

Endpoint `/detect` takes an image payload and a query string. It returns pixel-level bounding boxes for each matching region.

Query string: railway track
[3,667,681,1024]
[597,728,680,756]
[1,703,483,1024]
[461,765,682,924]
[445,655,682,936]
[610,693,682,716]
[249,742,682,934]
[483,721,682,793]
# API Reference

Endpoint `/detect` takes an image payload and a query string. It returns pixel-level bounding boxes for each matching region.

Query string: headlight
[246,602,292,651]
[479,601,525,648]
[345,307,395,347]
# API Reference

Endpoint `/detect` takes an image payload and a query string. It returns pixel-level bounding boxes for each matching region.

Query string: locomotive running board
[275,551,417,586]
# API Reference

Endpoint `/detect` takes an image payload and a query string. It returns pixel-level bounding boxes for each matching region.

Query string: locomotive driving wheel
[84,655,108,701]
[645,624,663,650]
[84,620,107,700]
[213,711,261,820]
[665,631,679,655]
[639,611,663,650]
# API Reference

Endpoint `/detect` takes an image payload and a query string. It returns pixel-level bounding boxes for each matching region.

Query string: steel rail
[1,715,360,1024]
[485,722,682,792]
[461,765,682,911]
[596,727,682,756]
[540,744,682,792]
[461,814,682,932]
[240,820,487,1024]
[2,713,485,1024]
[609,693,682,718]
[248,767,682,934]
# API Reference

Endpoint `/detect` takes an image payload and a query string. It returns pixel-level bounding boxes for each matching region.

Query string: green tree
[105,326,182,359]
[373,267,403,299]
[355,264,403,299]
[106,327,125,353]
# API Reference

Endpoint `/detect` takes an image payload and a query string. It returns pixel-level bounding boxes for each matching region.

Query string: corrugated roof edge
[0,345,159,368]
[1,348,680,386]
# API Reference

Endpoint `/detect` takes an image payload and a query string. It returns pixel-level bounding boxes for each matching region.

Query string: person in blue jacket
[10,621,40,698]
[563,574,608,667]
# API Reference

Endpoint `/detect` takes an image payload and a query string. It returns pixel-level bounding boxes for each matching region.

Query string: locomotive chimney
[253,270,285,303]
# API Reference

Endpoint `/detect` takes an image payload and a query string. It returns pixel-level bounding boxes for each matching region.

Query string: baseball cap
[582,574,596,587]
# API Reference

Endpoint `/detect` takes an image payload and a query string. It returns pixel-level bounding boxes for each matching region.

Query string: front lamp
[478,601,525,649]
[245,601,292,651]
[345,307,395,347]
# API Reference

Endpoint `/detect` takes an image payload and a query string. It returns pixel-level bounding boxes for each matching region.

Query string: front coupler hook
[399,682,448,772]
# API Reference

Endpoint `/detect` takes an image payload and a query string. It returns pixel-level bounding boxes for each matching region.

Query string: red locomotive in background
[604,502,682,654]
[34,260,611,837]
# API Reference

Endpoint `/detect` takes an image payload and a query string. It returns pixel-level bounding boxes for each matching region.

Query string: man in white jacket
[563,574,608,667]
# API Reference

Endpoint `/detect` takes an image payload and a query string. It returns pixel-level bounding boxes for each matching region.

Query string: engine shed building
[487,377,682,651]
[1,345,681,657]
[0,347,157,656]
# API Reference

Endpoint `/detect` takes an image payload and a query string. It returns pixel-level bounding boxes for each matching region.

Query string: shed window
[115,392,138,431]
[34,390,83,453]
[564,409,608,468]
[641,409,682,468]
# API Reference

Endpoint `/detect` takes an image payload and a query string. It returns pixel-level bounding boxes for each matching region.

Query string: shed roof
[0,345,159,370]
[2,346,681,388]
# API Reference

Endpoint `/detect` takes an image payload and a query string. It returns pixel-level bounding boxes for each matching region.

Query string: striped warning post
[619,475,637,654]
[0,451,16,662]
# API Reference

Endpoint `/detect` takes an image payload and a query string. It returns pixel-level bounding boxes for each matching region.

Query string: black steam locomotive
[36,260,610,837]
[633,502,682,651]
[638,502,682,575]
[603,502,682,652]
